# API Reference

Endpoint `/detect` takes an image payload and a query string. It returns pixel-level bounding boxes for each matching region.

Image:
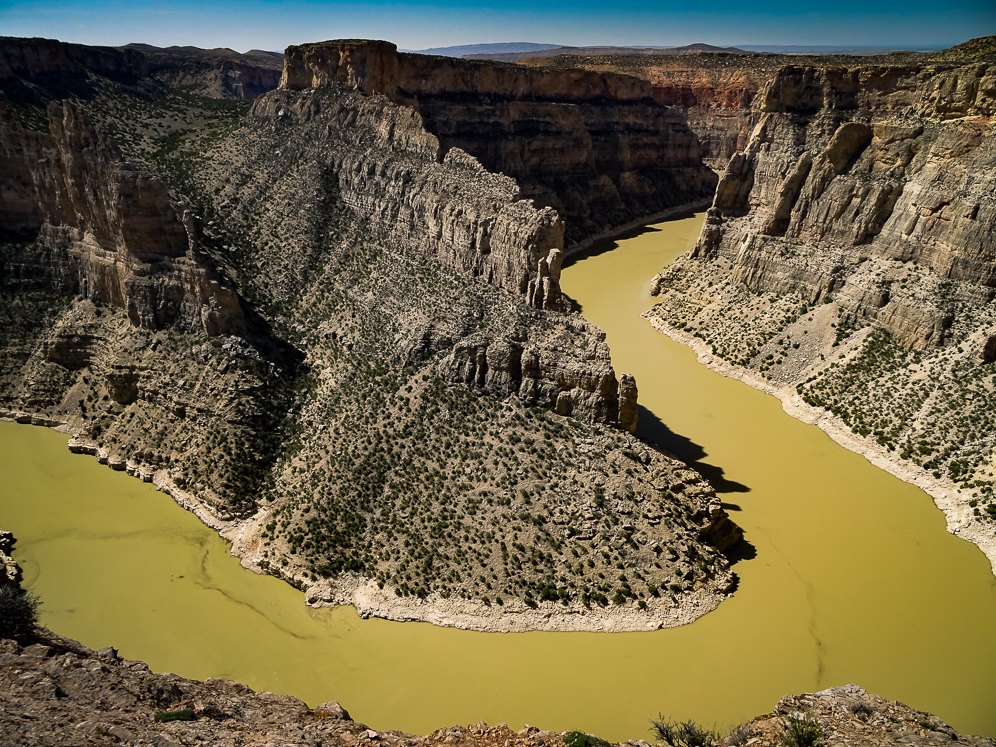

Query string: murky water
[4,211,995,740]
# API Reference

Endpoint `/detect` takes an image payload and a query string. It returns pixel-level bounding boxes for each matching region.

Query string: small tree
[0,587,41,640]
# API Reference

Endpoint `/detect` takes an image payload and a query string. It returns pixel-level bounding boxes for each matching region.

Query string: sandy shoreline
[1,410,730,633]
[642,317,996,577]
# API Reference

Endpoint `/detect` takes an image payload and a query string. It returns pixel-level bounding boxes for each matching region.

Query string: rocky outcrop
[0,530,21,587]
[679,63,995,349]
[237,85,639,425]
[0,99,246,336]
[279,40,717,245]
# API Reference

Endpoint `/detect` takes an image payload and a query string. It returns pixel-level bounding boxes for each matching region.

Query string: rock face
[645,52,996,564]
[0,99,246,335]
[236,84,637,423]
[0,530,21,587]
[0,37,148,105]
[134,45,283,99]
[684,63,995,349]
[279,40,717,245]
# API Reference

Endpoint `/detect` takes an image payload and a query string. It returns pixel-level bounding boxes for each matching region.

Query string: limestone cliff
[645,53,996,566]
[126,44,283,99]
[279,40,717,245]
[0,99,245,335]
[678,62,995,348]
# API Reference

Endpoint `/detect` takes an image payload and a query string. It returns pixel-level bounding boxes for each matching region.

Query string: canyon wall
[0,99,245,336]
[688,62,995,348]
[646,53,996,562]
[0,37,149,105]
[279,40,717,245]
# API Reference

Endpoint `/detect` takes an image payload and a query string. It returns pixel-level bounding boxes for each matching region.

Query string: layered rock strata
[0,36,743,626]
[646,57,996,570]
[131,45,283,99]
[279,40,717,245]
[0,99,245,335]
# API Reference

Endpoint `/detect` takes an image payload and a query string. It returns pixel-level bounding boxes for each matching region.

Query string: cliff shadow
[562,224,669,315]
[635,403,751,495]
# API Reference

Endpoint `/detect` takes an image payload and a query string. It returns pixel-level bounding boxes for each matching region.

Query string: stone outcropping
[0,530,21,587]
[279,40,717,245]
[681,62,995,349]
[0,99,246,335]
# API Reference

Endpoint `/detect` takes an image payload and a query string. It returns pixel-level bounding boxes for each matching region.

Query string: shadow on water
[635,404,751,495]
[562,224,668,271]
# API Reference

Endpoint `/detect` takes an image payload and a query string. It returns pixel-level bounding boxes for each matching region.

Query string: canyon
[2,31,996,744]
[0,36,738,629]
[525,37,996,568]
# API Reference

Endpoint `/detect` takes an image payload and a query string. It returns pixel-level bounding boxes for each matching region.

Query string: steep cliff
[123,44,283,99]
[521,36,996,170]
[279,40,717,245]
[0,99,246,335]
[646,54,996,564]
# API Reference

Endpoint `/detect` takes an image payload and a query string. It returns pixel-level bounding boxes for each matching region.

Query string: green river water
[3,211,995,740]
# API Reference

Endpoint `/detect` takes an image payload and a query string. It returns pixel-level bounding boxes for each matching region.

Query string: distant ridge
[464,43,747,63]
[734,43,945,54]
[120,43,283,68]
[407,42,561,57]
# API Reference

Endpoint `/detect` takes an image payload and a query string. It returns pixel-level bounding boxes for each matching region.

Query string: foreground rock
[1,629,993,747]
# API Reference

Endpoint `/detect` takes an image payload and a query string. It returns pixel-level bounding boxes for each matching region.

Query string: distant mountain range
[407,41,950,61]
[403,42,562,57]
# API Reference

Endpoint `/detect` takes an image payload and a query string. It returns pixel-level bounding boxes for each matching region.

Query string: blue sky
[2,0,994,52]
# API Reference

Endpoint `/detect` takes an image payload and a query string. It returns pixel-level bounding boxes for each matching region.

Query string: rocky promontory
[0,35,743,628]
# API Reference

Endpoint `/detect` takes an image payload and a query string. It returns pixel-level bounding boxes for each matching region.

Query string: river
[4,210,996,740]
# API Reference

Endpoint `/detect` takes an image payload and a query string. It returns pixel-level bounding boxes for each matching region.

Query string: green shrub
[564,732,610,747]
[0,587,41,640]
[782,716,823,746]
[154,708,196,723]
[650,715,717,747]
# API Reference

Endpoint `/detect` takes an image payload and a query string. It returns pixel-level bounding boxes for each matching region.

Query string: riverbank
[642,317,996,577]
[0,412,733,634]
